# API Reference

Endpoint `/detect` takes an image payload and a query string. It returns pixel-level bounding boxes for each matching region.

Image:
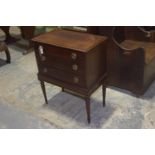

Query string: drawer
[36,44,85,63]
[39,56,85,75]
[39,66,86,87]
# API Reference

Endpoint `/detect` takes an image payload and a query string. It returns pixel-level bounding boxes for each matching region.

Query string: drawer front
[43,44,85,61]
[40,56,85,75]
[35,44,86,75]
[39,66,86,87]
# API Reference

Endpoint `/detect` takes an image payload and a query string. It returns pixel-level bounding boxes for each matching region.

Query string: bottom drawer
[40,66,86,87]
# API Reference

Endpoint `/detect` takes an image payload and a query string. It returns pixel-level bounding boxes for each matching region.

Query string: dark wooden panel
[86,41,107,88]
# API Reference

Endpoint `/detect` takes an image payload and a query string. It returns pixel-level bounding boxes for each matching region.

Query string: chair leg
[62,88,64,92]
[40,81,48,104]
[0,42,11,63]
[5,47,11,63]
[102,85,106,107]
[22,40,34,55]
[85,97,91,123]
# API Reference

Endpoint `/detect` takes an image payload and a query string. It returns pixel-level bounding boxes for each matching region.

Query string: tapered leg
[85,97,91,123]
[102,85,106,107]
[40,81,48,104]
[62,88,64,92]
[5,47,11,63]
[0,42,11,63]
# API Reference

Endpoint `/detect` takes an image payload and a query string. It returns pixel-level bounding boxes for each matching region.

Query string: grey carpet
[0,98,56,129]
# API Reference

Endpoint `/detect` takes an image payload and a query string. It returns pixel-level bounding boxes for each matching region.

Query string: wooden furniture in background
[0,41,11,63]
[0,26,35,54]
[61,26,100,34]
[32,29,108,123]
[0,26,35,42]
[19,26,35,54]
[0,26,18,43]
[105,26,155,96]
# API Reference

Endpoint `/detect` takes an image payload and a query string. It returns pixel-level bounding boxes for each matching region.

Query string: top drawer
[35,44,85,62]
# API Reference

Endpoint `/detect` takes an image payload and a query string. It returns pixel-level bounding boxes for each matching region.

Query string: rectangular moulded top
[32,29,107,52]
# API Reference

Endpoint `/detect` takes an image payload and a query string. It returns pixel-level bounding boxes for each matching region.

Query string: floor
[0,27,155,128]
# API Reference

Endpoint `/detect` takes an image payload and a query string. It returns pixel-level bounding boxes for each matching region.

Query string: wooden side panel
[86,41,107,88]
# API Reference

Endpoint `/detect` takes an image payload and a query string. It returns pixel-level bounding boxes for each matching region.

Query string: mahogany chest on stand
[32,29,107,123]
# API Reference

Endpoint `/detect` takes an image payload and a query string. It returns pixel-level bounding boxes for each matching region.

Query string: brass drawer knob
[71,53,77,60]
[73,77,79,83]
[72,64,78,71]
[38,45,44,54]
[43,68,48,73]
